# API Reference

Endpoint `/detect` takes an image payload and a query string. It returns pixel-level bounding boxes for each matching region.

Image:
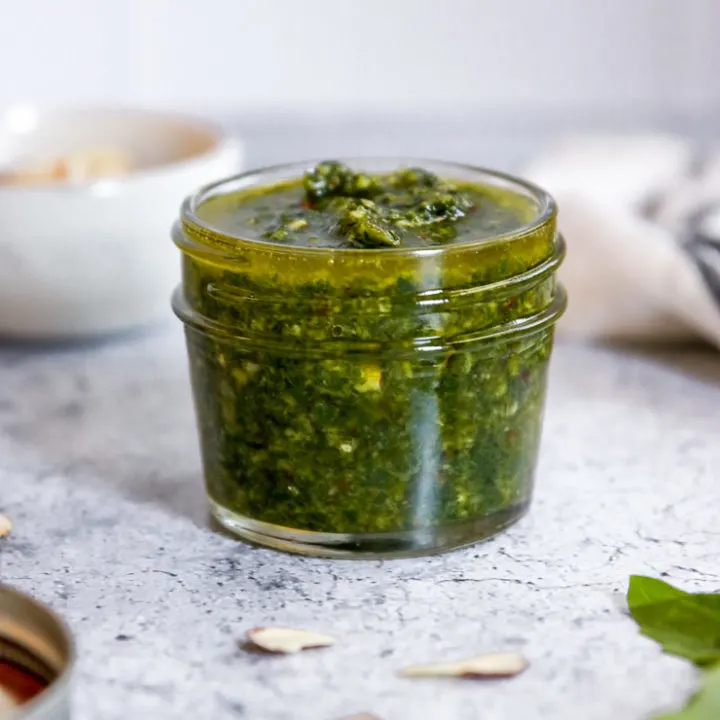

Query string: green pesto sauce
[197,161,537,250]
[178,162,561,545]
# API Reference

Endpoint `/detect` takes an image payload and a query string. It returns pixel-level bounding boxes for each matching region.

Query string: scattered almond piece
[0,147,133,186]
[398,652,528,679]
[245,626,335,654]
[0,514,11,537]
[54,147,132,181]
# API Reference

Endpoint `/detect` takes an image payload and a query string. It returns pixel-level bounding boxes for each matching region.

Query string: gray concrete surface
[2,116,720,718]
[1,324,719,720]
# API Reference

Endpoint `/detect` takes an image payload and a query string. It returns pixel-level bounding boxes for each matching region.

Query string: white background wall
[2,0,719,118]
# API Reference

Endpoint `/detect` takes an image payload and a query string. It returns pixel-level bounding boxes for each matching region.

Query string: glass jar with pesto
[172,159,566,558]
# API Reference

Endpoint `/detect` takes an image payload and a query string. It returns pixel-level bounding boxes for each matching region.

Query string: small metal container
[0,585,74,719]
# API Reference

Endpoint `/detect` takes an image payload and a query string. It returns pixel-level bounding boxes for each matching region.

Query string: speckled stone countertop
[2,322,720,720]
[3,115,720,719]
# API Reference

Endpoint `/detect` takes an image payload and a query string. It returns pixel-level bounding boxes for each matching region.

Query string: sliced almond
[399,652,528,679]
[0,147,132,186]
[57,147,132,181]
[0,514,11,537]
[245,626,335,654]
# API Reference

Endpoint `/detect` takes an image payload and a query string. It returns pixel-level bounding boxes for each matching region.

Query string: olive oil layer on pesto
[198,162,536,249]
[184,162,556,535]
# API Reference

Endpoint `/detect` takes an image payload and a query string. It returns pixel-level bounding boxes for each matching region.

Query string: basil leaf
[657,666,720,720]
[628,575,691,607]
[627,576,720,666]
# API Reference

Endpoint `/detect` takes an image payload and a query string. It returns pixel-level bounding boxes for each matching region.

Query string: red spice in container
[0,585,74,718]
[0,658,49,707]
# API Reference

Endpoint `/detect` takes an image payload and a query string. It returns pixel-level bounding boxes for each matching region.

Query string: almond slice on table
[245,627,336,654]
[0,514,11,537]
[399,652,528,679]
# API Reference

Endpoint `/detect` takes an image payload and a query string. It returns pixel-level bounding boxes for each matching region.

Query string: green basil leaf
[627,576,720,667]
[628,575,690,607]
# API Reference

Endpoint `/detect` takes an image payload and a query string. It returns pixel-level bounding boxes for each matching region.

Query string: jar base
[208,498,530,559]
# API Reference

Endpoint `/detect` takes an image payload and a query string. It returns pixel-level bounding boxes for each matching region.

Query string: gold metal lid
[0,585,74,719]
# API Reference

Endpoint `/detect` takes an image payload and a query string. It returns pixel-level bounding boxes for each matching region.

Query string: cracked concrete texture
[1,324,719,720]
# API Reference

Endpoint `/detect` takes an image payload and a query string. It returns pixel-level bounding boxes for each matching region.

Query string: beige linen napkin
[523,134,720,348]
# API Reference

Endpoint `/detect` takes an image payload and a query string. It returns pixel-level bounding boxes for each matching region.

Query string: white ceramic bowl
[0,105,244,338]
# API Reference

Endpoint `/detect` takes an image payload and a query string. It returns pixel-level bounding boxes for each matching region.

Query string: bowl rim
[0,103,243,193]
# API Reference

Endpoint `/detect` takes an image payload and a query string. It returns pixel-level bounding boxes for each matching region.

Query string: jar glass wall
[172,159,566,558]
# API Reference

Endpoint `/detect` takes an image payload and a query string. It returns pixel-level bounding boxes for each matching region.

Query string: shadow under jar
[172,159,566,558]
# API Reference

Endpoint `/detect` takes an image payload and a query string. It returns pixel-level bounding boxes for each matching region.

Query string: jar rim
[178,157,557,258]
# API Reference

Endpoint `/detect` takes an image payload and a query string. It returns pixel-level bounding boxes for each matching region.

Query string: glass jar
[172,159,566,558]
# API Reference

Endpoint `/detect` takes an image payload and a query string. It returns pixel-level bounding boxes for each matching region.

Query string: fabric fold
[523,134,720,349]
